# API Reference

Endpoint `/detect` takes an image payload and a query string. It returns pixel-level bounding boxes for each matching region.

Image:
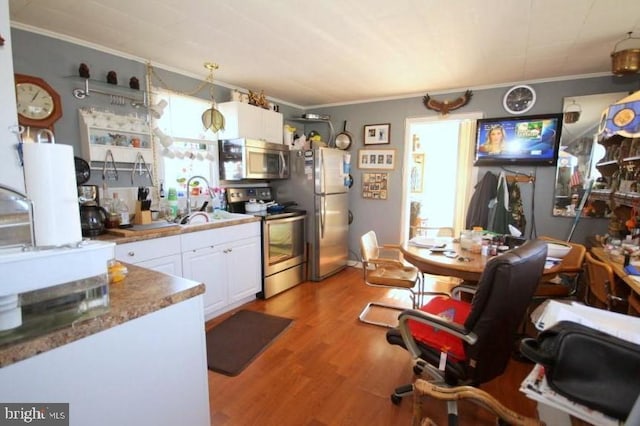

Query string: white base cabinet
[136,254,182,276]
[0,296,210,426]
[181,222,261,321]
[227,236,263,302]
[182,246,227,315]
[113,222,262,321]
[115,235,183,276]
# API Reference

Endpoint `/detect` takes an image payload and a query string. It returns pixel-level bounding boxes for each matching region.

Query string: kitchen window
[150,88,220,196]
[161,141,217,195]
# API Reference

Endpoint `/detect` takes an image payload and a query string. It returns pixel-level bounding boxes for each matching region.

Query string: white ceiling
[9,0,640,108]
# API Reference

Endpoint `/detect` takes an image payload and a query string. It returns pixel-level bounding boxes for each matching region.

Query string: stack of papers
[520,364,619,426]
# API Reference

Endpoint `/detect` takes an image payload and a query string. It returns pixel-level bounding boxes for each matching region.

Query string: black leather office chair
[386,239,548,425]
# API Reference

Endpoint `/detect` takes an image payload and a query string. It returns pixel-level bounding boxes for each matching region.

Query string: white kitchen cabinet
[115,235,182,276]
[0,296,210,426]
[182,246,227,317]
[217,101,283,144]
[79,109,153,165]
[181,222,261,320]
[226,236,262,302]
[112,222,260,320]
[136,254,182,276]
[151,90,216,142]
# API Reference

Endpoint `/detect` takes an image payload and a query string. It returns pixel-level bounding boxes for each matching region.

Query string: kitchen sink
[179,211,252,227]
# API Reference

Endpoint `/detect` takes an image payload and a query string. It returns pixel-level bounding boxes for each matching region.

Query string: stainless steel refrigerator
[273,147,349,281]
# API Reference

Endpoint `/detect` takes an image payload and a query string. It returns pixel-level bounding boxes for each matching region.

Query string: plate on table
[409,236,452,250]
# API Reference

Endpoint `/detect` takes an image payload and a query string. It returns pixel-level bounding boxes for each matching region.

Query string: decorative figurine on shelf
[248,90,269,109]
[78,63,90,78]
[129,76,140,90]
[107,70,118,85]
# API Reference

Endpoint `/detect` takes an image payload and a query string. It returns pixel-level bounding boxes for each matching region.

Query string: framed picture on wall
[357,149,395,170]
[363,123,390,145]
[362,172,389,200]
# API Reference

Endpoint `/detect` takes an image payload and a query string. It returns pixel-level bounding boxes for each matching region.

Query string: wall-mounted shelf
[78,108,153,166]
[68,77,147,107]
[289,116,335,145]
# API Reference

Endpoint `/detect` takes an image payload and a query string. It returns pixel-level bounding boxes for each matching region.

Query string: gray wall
[11,27,639,260]
[10,28,304,188]
[310,77,638,257]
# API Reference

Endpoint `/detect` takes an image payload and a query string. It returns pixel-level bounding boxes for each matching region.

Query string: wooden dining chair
[412,227,455,238]
[629,291,640,316]
[584,251,628,311]
[534,236,586,299]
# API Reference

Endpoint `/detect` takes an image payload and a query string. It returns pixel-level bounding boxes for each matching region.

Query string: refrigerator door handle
[320,149,326,195]
[320,196,326,238]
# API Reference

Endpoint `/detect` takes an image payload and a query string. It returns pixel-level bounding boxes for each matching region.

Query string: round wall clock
[503,85,536,115]
[14,73,63,130]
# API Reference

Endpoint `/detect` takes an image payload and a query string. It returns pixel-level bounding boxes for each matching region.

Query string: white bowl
[546,242,572,258]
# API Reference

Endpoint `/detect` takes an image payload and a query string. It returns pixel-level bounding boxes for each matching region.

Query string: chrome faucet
[185,175,212,215]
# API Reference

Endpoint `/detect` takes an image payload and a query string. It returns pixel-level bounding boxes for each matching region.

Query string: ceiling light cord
[146,62,217,97]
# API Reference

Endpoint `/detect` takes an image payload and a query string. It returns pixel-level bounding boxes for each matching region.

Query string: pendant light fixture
[611,32,640,76]
[201,62,225,132]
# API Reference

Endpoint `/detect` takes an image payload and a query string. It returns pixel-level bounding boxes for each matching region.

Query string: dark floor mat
[206,310,293,376]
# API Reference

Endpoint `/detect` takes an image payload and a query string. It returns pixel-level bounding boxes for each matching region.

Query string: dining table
[400,240,567,283]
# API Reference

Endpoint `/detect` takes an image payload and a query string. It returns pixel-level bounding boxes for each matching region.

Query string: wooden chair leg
[412,379,543,426]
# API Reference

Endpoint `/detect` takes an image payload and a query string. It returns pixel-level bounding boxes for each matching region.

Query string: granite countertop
[0,264,205,368]
[95,215,261,244]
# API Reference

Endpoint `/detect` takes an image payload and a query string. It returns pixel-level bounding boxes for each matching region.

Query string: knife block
[134,201,152,225]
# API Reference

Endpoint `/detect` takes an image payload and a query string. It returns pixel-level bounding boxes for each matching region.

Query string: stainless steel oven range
[226,187,306,299]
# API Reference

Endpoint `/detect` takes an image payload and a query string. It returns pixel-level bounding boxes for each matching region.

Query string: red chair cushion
[408,296,472,361]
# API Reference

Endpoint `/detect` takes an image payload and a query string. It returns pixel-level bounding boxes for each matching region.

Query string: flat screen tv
[474,113,563,166]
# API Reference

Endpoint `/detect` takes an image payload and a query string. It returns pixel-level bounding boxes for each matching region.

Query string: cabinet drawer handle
[127,251,135,257]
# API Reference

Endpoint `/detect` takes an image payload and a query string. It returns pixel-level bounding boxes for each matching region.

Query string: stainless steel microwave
[219,138,290,181]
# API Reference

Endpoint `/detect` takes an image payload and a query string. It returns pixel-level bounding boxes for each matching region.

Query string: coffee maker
[74,157,108,237]
[78,185,107,237]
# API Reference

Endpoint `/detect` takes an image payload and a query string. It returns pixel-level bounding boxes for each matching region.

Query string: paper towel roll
[23,142,82,246]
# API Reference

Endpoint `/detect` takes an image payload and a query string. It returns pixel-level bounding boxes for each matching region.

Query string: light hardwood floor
[206,266,538,425]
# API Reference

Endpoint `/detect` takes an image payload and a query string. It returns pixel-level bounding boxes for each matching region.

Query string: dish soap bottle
[167,188,179,221]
